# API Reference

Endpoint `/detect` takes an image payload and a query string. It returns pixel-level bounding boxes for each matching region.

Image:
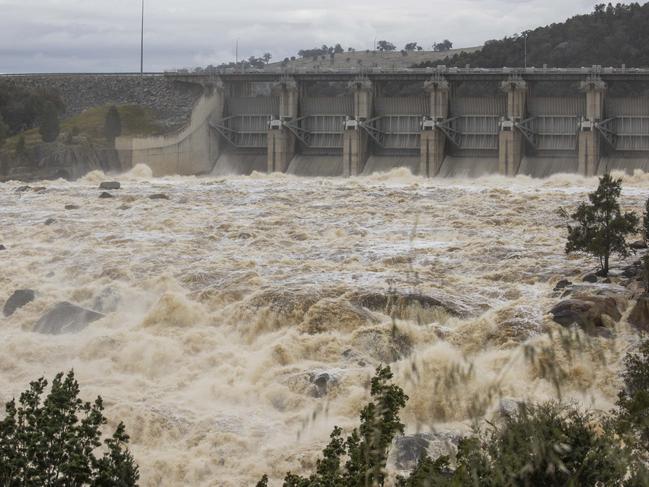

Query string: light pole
[140,0,145,75]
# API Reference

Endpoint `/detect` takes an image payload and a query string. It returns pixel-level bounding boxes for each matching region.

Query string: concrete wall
[115,90,223,176]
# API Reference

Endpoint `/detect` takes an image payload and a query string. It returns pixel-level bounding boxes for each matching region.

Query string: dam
[111,66,649,177]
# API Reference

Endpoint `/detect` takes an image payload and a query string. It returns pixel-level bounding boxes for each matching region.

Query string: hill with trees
[415,3,649,69]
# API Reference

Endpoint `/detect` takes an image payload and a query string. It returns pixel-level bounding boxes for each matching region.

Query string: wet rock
[629,294,649,333]
[118,204,131,211]
[622,263,641,279]
[630,240,648,250]
[99,191,114,199]
[3,289,35,317]
[550,296,622,336]
[348,290,470,320]
[99,181,121,190]
[300,298,379,334]
[583,274,598,283]
[308,371,338,398]
[34,302,104,334]
[149,193,169,200]
[44,218,56,225]
[390,432,462,471]
[351,326,413,363]
[16,185,31,192]
[0,244,5,251]
[64,204,80,210]
[554,279,572,291]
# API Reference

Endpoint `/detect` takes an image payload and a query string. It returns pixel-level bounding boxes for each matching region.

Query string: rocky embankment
[549,244,649,337]
[0,75,202,130]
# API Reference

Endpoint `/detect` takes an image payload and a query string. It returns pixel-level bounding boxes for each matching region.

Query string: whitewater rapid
[1,166,648,486]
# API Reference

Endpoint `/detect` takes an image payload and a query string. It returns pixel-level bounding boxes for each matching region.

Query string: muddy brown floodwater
[1,165,648,486]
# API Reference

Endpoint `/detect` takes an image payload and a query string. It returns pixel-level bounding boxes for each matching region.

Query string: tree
[104,105,122,144]
[433,40,453,52]
[334,43,344,54]
[0,370,139,486]
[377,40,396,52]
[565,173,638,276]
[38,101,60,143]
[404,42,419,51]
[269,365,408,487]
[262,52,272,64]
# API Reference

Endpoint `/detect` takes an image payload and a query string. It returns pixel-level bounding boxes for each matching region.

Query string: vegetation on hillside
[0,370,139,486]
[2,104,164,152]
[0,82,64,138]
[414,3,649,68]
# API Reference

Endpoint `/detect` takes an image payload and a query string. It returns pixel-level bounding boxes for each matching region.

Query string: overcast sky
[0,0,603,73]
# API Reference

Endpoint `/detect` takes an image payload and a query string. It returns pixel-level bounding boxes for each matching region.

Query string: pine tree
[104,106,122,145]
[565,174,638,276]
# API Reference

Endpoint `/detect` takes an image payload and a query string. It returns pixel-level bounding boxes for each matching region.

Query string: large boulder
[550,296,622,337]
[3,289,35,317]
[99,181,121,190]
[34,302,104,334]
[629,294,649,333]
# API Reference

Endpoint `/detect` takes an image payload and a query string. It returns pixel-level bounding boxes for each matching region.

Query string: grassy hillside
[267,47,480,71]
[415,3,649,69]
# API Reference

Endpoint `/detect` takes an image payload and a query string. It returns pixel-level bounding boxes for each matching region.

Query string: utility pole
[140,0,145,75]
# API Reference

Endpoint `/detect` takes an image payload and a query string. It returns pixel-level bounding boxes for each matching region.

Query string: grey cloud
[0,0,601,73]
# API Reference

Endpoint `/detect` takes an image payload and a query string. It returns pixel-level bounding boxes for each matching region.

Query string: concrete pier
[578,77,606,176]
[268,78,298,173]
[420,76,449,177]
[499,77,527,176]
[343,78,373,176]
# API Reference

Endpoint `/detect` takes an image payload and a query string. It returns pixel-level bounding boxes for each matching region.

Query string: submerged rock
[554,279,572,291]
[582,274,598,283]
[34,302,104,334]
[348,290,471,321]
[149,193,169,200]
[0,244,5,251]
[99,191,114,199]
[99,181,121,190]
[3,289,35,317]
[299,298,378,334]
[44,218,56,225]
[550,296,621,337]
[351,326,413,363]
[64,204,80,210]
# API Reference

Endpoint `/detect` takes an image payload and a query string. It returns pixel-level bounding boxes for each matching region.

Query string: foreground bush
[0,370,139,486]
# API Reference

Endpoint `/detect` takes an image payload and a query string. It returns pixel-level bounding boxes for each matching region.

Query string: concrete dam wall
[108,68,649,177]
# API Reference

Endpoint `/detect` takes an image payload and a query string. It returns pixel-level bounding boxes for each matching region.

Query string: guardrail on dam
[114,67,649,177]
